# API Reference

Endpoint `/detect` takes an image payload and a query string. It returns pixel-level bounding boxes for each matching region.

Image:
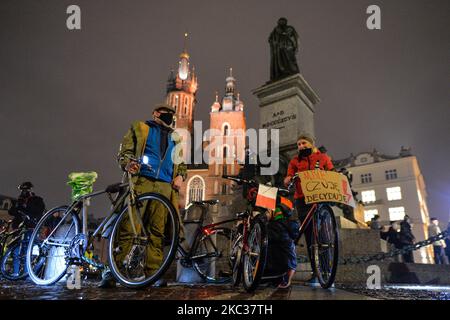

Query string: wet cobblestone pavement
[336,284,450,300]
[1,278,449,300]
[0,278,372,300]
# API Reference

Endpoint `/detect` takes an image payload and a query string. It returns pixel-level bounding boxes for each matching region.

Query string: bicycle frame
[3,226,30,249]
[177,203,241,259]
[40,181,132,251]
[296,203,319,242]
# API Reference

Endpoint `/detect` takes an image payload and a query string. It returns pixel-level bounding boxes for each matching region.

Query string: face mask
[19,191,31,199]
[298,148,312,158]
[158,112,174,126]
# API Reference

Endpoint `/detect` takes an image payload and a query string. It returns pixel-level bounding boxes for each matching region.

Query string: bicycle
[287,173,339,289]
[175,199,237,283]
[222,175,273,292]
[226,171,340,291]
[26,156,180,288]
[0,220,14,258]
[1,212,38,280]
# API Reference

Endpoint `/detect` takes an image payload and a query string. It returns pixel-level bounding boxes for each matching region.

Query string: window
[223,146,228,158]
[361,173,372,184]
[361,190,376,203]
[188,177,204,203]
[222,184,227,195]
[223,165,227,176]
[386,186,402,201]
[389,207,405,221]
[224,125,229,136]
[385,169,398,180]
[364,209,378,222]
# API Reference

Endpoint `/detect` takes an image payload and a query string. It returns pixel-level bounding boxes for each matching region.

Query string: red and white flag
[255,184,278,210]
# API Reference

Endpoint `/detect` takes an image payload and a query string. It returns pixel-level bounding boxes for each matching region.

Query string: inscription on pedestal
[253,73,320,151]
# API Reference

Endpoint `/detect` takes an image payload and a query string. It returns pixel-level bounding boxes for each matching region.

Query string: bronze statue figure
[269,17,300,82]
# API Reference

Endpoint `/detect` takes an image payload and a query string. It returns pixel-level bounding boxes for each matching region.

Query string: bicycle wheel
[26,206,80,285]
[1,241,28,280]
[310,204,339,289]
[108,192,179,288]
[230,227,243,287]
[242,215,268,292]
[192,227,232,283]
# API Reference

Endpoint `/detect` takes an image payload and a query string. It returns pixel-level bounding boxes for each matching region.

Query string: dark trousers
[433,246,447,264]
[402,250,414,263]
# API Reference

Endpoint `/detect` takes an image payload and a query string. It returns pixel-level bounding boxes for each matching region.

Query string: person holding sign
[282,134,334,286]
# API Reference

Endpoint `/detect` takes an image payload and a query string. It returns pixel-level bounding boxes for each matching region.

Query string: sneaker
[152,279,167,288]
[305,276,320,287]
[278,280,291,289]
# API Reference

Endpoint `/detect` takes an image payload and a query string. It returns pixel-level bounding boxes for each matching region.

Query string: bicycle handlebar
[123,154,154,173]
[286,173,300,191]
[17,209,33,222]
[222,175,257,186]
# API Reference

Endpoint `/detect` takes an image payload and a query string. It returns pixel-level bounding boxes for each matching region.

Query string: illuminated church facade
[164,40,247,214]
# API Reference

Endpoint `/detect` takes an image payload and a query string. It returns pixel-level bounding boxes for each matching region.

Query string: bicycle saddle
[192,199,219,205]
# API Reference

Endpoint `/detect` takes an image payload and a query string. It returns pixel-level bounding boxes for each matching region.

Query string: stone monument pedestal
[252,73,320,158]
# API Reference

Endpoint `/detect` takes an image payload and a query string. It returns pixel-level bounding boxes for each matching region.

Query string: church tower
[165,33,198,134]
[208,68,246,200]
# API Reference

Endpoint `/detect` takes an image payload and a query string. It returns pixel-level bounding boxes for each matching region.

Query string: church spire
[165,32,197,134]
[225,67,236,96]
[178,33,190,80]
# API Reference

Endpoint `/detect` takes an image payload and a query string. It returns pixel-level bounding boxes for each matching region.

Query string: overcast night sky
[0,0,449,221]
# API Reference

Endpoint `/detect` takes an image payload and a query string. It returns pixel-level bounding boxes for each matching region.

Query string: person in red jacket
[282,134,334,287]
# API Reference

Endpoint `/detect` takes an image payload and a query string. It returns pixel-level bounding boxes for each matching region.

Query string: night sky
[1,0,449,222]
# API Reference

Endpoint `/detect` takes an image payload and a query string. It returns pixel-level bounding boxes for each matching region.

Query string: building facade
[164,44,247,218]
[334,147,433,263]
[0,195,15,221]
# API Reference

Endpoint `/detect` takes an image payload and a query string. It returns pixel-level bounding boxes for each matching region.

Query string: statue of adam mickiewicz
[269,17,300,81]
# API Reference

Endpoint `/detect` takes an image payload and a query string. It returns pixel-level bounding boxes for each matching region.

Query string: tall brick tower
[207,68,247,207]
[165,33,198,134]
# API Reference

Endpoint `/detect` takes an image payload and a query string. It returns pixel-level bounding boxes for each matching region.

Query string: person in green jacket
[99,103,187,288]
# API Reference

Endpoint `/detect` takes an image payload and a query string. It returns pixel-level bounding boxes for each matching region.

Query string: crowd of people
[371,214,450,264]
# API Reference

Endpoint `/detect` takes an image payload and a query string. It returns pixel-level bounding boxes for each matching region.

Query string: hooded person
[8,182,45,229]
[280,134,334,288]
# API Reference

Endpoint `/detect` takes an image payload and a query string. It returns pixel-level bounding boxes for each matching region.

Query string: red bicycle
[226,173,339,291]
[287,174,339,289]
